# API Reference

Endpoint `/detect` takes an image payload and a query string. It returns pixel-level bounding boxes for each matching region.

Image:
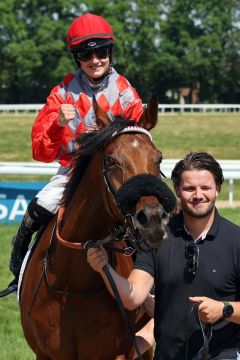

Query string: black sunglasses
[77,46,111,62]
[185,242,199,276]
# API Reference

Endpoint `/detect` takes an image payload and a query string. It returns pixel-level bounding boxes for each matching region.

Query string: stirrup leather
[0,279,18,297]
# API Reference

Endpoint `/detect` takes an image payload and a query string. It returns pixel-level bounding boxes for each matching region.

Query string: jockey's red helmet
[67,13,115,50]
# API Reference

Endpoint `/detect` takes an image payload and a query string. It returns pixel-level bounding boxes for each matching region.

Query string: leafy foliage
[0,0,239,103]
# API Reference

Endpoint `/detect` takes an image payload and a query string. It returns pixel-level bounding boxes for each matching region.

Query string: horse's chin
[133,209,170,249]
[138,228,167,248]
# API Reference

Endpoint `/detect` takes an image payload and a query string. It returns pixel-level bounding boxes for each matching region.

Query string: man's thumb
[189,296,204,303]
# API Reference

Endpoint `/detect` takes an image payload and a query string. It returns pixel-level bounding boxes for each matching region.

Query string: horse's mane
[61,118,138,207]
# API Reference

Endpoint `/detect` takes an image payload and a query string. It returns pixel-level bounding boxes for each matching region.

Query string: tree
[152,0,240,103]
[0,0,75,103]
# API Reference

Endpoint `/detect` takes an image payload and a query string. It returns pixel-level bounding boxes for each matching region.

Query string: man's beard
[182,198,216,219]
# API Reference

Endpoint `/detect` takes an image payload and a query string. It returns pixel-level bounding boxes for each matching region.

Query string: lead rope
[103,264,144,360]
[185,303,212,360]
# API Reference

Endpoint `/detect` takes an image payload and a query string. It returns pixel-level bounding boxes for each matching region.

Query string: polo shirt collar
[170,208,221,240]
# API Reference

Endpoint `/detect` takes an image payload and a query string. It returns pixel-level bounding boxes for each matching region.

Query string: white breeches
[35,165,70,214]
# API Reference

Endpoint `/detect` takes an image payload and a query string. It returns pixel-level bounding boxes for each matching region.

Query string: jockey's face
[79,52,110,80]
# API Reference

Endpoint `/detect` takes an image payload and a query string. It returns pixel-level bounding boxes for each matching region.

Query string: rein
[41,212,144,358]
[102,157,125,222]
[39,222,106,297]
[56,205,137,254]
[55,207,84,250]
[103,264,144,360]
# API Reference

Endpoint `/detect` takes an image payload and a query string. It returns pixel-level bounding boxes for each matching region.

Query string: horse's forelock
[75,118,136,157]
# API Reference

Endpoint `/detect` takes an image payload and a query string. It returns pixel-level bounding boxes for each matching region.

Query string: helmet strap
[85,67,112,86]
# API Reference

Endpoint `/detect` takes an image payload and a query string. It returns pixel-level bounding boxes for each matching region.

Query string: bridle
[102,126,153,216]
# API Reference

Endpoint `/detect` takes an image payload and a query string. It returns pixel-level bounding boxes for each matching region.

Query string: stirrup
[0,279,18,297]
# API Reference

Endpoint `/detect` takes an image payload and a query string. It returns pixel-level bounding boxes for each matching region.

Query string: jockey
[7,13,143,290]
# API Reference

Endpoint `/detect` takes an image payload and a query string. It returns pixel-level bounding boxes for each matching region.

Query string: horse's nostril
[137,211,149,228]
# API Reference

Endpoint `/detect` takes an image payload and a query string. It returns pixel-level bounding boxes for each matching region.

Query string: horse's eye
[156,156,162,165]
[105,156,115,168]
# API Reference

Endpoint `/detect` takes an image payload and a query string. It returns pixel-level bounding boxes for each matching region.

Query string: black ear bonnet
[115,174,177,215]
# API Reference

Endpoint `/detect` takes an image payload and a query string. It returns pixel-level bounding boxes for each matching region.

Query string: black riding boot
[9,198,53,283]
[9,212,40,279]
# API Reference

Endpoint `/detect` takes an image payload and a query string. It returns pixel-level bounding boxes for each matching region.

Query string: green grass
[0,224,34,360]
[0,114,33,162]
[218,207,240,225]
[152,113,240,159]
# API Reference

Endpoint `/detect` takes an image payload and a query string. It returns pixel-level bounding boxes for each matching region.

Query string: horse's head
[92,95,176,248]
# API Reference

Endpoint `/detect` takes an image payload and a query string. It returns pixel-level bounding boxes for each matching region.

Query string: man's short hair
[171,152,224,188]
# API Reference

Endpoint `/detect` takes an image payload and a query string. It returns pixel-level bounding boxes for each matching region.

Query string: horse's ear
[93,96,111,129]
[138,95,159,130]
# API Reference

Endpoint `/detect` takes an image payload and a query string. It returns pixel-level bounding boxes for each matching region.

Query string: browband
[113,126,152,140]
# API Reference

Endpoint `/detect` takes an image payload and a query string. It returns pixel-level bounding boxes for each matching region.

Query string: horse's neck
[48,154,115,290]
[60,153,116,242]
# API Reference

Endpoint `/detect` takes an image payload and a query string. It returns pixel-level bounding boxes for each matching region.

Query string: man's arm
[133,318,155,359]
[87,247,154,310]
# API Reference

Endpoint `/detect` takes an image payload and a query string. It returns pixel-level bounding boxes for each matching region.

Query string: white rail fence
[0,104,240,113]
[0,160,239,207]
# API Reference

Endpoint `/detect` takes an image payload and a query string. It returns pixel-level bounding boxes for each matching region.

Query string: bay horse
[19,96,176,360]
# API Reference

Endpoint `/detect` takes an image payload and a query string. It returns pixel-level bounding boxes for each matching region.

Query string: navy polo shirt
[133,209,240,359]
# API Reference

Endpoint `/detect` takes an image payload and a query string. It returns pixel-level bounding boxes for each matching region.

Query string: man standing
[87,152,240,359]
